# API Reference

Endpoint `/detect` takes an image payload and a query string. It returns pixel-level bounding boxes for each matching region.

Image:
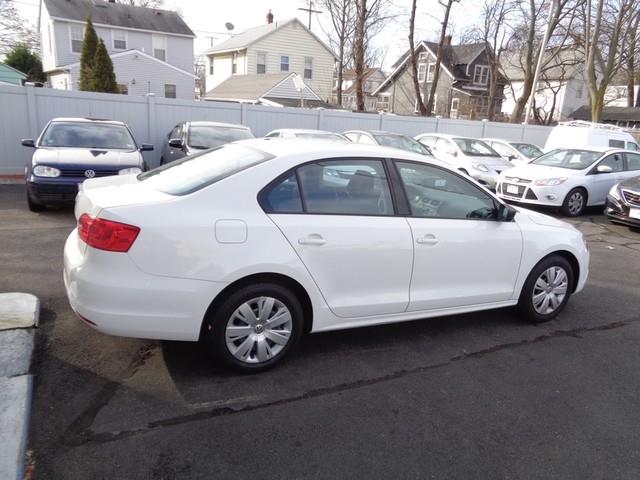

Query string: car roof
[236,138,435,163]
[186,121,250,130]
[50,117,126,125]
[268,129,342,135]
[344,130,405,136]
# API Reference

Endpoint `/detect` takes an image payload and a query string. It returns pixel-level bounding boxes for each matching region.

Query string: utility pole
[298,0,322,29]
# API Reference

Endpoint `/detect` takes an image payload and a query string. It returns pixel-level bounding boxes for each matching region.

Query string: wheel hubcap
[532,266,568,315]
[225,296,292,364]
[568,192,584,214]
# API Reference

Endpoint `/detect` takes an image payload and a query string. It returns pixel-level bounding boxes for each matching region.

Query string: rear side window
[139,144,273,195]
[261,174,302,213]
[609,139,625,148]
[626,153,640,171]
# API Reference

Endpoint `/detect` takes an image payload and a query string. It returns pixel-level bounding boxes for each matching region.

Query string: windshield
[452,138,500,157]
[531,149,601,170]
[138,144,272,195]
[295,132,348,142]
[512,143,543,159]
[41,122,136,149]
[373,134,430,155]
[188,126,253,149]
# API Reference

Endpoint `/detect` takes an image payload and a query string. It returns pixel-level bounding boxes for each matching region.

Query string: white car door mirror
[596,165,613,174]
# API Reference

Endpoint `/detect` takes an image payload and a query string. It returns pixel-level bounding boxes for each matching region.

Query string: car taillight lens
[78,214,140,252]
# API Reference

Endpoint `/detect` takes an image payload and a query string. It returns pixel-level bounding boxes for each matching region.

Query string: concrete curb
[0,293,38,480]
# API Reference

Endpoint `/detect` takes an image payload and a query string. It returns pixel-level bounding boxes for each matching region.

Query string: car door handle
[298,234,326,246]
[416,234,438,245]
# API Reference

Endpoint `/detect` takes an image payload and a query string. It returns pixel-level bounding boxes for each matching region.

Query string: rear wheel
[202,283,304,372]
[27,193,45,212]
[561,188,587,216]
[518,255,574,323]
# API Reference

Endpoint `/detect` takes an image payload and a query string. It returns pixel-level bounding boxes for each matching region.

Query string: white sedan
[64,140,589,372]
[496,147,640,216]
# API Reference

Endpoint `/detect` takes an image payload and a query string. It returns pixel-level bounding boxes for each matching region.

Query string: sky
[13,0,482,71]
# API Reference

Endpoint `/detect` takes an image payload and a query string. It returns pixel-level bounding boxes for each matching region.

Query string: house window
[471,96,489,113]
[112,30,127,50]
[426,63,436,83]
[377,94,390,111]
[70,25,83,53]
[257,51,266,74]
[417,64,427,83]
[414,89,425,113]
[451,97,459,118]
[231,53,238,74]
[304,56,313,79]
[164,84,176,98]
[473,65,489,85]
[280,55,289,72]
[152,35,167,61]
[418,52,428,62]
[118,84,128,95]
[209,59,214,75]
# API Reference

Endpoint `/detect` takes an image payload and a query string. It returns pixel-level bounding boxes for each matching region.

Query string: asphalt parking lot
[2,183,640,479]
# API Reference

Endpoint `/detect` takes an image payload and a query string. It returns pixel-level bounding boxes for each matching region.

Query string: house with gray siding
[373,38,506,119]
[39,0,197,99]
[202,13,337,103]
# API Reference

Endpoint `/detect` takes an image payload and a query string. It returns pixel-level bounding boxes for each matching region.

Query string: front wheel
[561,188,587,217]
[202,283,304,372]
[518,255,574,323]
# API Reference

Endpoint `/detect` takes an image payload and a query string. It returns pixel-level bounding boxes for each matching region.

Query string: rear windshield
[188,126,254,149]
[138,144,273,195]
[373,134,430,155]
[41,122,136,149]
[512,143,543,158]
[452,138,500,157]
[531,149,601,170]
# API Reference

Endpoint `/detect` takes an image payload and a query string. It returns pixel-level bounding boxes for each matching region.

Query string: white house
[38,0,197,99]
[502,51,589,123]
[202,14,337,102]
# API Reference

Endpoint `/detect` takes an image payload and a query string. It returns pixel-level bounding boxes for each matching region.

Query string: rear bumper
[63,229,228,341]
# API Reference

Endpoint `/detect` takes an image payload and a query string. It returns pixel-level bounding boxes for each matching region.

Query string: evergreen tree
[91,39,118,93]
[4,45,45,82]
[79,18,98,91]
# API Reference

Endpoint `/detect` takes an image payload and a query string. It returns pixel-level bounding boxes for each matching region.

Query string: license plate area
[629,208,640,220]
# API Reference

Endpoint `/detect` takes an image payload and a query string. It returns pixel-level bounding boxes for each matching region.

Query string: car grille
[30,183,78,202]
[504,176,532,184]
[59,168,120,178]
[622,189,640,207]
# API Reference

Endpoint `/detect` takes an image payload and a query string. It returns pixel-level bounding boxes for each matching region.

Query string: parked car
[496,147,640,216]
[544,121,639,152]
[605,175,640,228]
[160,121,253,165]
[64,139,589,372]
[343,130,431,155]
[482,138,543,164]
[22,117,152,212]
[265,129,349,142]
[415,134,513,190]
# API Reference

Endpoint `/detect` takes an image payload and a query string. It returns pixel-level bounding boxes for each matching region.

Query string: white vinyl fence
[0,84,554,175]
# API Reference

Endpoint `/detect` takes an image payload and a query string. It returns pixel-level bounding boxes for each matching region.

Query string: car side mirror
[497,203,516,222]
[507,154,517,161]
[21,139,35,148]
[140,143,154,152]
[168,138,183,149]
[596,164,613,174]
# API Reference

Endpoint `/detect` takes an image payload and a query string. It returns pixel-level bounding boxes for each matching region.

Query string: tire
[561,188,587,217]
[517,254,574,324]
[27,193,45,212]
[202,282,304,373]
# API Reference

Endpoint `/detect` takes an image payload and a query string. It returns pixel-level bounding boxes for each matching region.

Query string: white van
[544,121,639,152]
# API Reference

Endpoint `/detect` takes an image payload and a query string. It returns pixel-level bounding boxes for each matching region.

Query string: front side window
[396,161,497,220]
[70,25,83,53]
[152,35,167,61]
[164,84,176,98]
[473,65,489,85]
[627,142,638,151]
[417,135,437,148]
[41,122,136,149]
[112,30,127,50]
[452,138,500,157]
[626,152,640,171]
[187,127,253,149]
[532,149,601,170]
[257,51,266,74]
[297,159,393,215]
[373,134,430,155]
[280,55,289,72]
[491,142,515,158]
[512,143,543,158]
[597,153,624,173]
[304,56,313,79]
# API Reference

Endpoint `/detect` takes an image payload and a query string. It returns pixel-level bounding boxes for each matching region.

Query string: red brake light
[78,214,140,252]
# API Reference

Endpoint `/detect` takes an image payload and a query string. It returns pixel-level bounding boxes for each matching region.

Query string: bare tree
[319,0,356,106]
[624,11,640,107]
[0,0,40,57]
[119,0,164,7]
[425,0,460,117]
[409,0,427,115]
[585,0,640,121]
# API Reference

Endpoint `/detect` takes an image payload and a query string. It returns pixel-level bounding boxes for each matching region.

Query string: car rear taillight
[78,214,140,252]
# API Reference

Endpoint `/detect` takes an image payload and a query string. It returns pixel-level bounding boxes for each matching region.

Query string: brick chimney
[267,10,274,24]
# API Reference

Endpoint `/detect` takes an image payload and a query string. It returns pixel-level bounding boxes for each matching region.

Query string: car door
[587,152,625,204]
[263,158,413,318]
[394,160,522,311]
